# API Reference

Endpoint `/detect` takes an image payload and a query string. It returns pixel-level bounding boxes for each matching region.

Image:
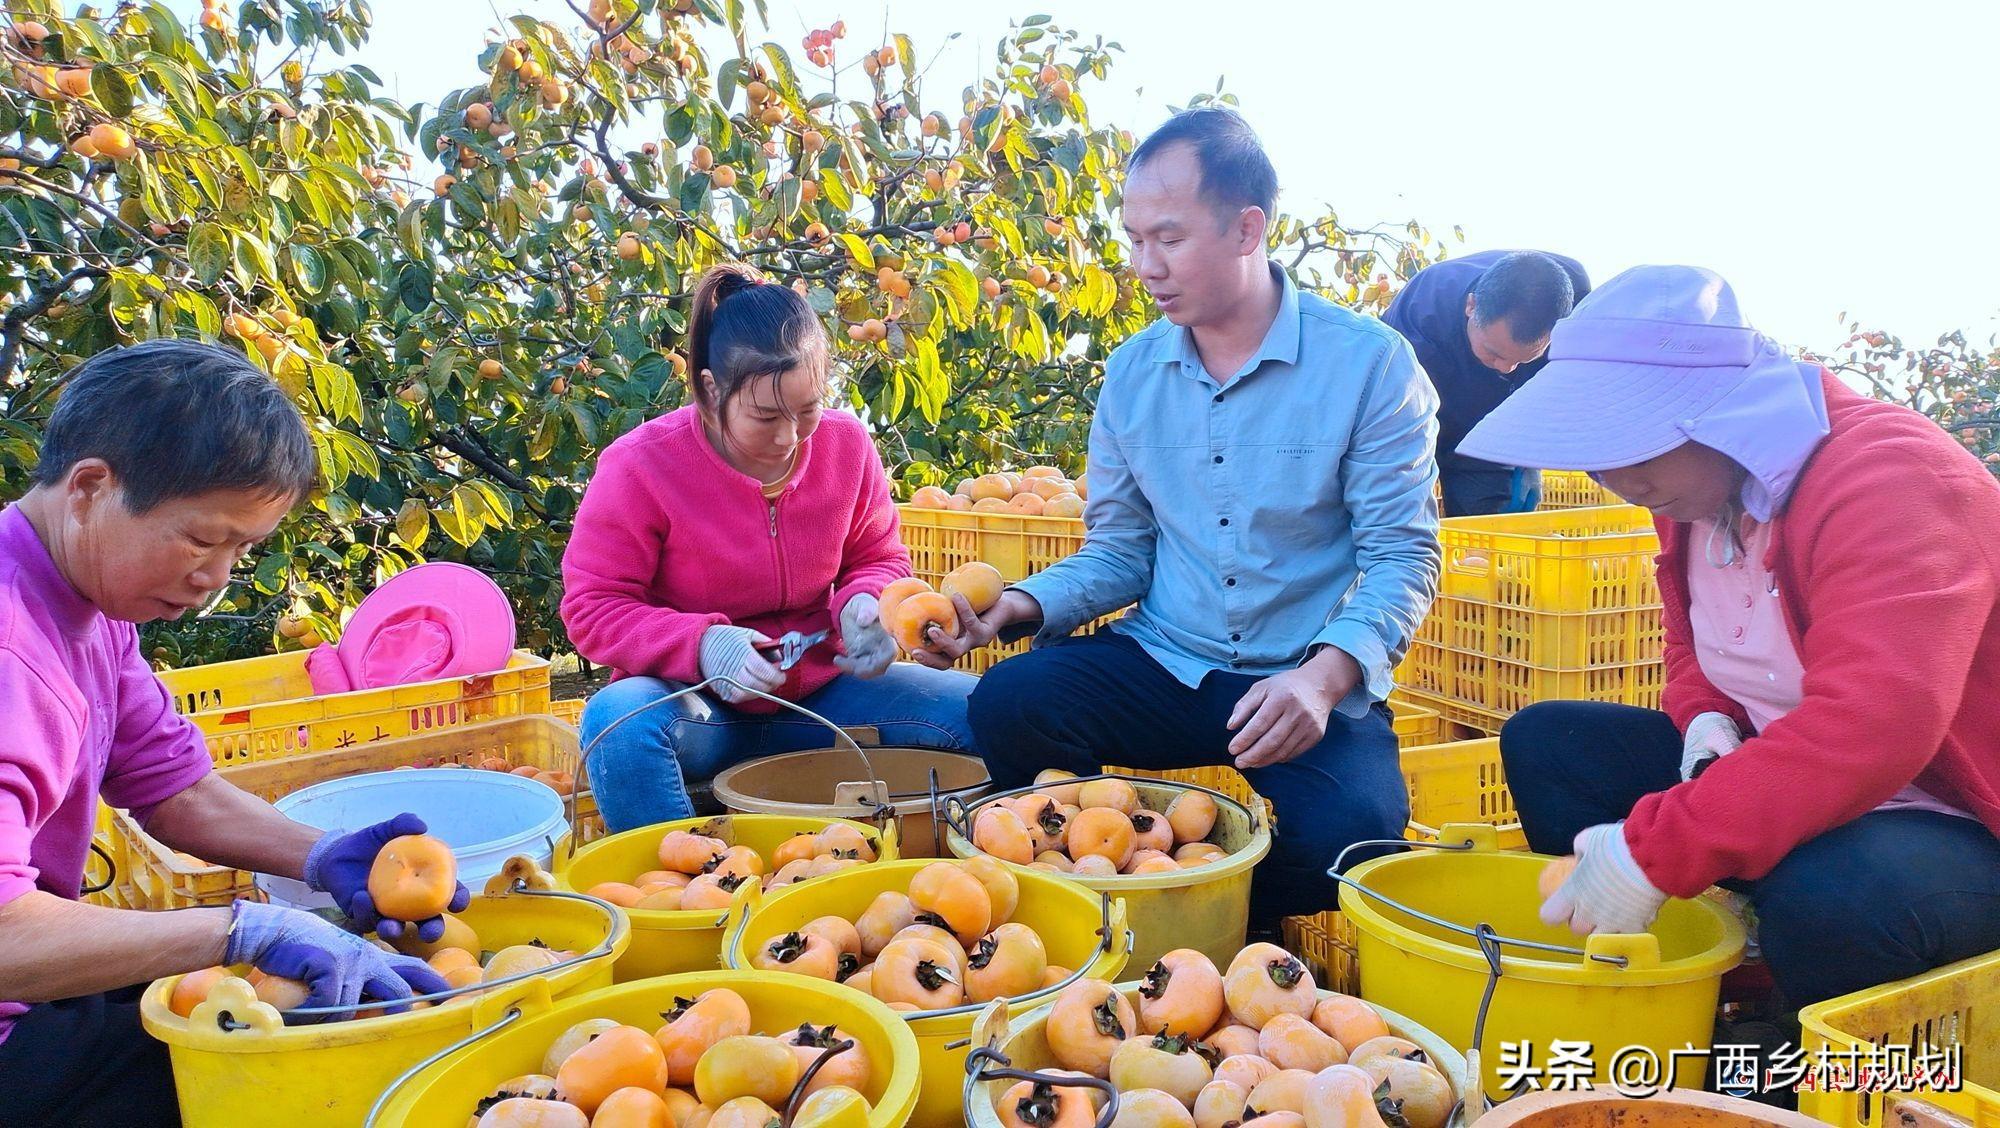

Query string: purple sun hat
[1457,264,1828,519]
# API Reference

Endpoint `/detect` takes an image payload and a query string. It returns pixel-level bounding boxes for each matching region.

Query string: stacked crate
[1396,505,1666,735]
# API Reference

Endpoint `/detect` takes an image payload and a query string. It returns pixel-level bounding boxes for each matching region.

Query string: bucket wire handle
[972,771,1256,825]
[928,767,945,855]
[939,791,974,846]
[264,883,625,1022]
[81,839,116,896]
[1330,835,1627,1121]
[780,1036,858,1126]
[964,1046,1121,1128]
[569,677,888,840]
[363,1004,525,1128]
[1326,836,1631,968]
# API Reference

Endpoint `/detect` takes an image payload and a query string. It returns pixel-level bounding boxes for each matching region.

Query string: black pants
[0,984,179,1127]
[968,631,1409,930]
[1502,701,2000,1007]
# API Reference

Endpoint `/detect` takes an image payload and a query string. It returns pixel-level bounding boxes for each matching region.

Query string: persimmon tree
[0,0,1447,663]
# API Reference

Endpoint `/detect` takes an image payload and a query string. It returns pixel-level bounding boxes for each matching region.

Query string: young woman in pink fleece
[562,264,977,831]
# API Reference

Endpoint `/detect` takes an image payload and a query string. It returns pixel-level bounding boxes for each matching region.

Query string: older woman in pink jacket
[562,264,977,831]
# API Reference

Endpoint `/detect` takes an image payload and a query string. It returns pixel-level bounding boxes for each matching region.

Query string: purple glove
[303,811,471,942]
[224,900,452,1022]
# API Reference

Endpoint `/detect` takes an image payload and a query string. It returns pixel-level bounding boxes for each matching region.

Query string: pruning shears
[759,629,830,671]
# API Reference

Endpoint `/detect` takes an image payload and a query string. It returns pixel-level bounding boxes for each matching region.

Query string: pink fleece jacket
[560,405,911,711]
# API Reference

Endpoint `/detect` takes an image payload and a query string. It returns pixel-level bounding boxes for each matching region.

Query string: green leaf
[397,263,435,313]
[911,338,947,422]
[253,551,291,595]
[396,499,430,549]
[435,486,481,546]
[291,244,328,295]
[90,66,134,117]
[188,224,229,285]
[935,260,978,326]
[234,234,280,286]
[818,167,850,213]
[838,233,873,270]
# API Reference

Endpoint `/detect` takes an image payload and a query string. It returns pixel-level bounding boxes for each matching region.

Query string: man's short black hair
[35,339,318,513]
[1470,252,1576,342]
[1129,106,1278,223]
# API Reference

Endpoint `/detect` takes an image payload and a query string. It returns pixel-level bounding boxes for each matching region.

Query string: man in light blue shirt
[919,108,1441,930]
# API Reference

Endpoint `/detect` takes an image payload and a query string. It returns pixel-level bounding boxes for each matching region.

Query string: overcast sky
[176,0,1999,354]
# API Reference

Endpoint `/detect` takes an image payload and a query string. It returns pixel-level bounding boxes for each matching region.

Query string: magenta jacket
[560,406,911,711]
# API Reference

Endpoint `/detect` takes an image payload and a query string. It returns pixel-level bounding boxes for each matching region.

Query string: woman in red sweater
[561,264,978,831]
[1459,264,2000,1009]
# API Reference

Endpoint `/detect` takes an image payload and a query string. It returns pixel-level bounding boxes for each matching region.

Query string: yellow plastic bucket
[964,983,1469,1128]
[723,858,1132,1127]
[942,774,1271,969]
[367,970,922,1127]
[1337,825,1745,1100]
[713,743,990,858]
[141,874,629,1128]
[556,812,898,982]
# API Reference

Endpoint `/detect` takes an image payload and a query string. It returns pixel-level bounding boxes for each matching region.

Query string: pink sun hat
[305,562,517,695]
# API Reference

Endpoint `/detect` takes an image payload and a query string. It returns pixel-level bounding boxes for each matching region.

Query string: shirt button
[1213,394,1224,404]
[1225,578,1237,587]
[1213,455,1224,464]
[1231,633,1242,642]
[1731,626,1745,641]
[1741,594,1753,609]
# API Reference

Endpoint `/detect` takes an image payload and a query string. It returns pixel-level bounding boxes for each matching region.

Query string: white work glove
[833,593,896,679]
[699,624,786,704]
[1680,711,1745,782]
[1540,822,1669,936]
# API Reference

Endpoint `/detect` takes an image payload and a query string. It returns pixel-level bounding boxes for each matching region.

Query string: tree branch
[0,264,108,383]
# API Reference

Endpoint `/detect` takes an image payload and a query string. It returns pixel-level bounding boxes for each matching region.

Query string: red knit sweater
[560,406,910,712]
[1626,373,2000,896]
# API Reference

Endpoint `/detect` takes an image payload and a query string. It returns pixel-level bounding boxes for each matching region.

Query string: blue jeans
[1501,701,2000,1007]
[581,663,980,832]
[968,630,1409,930]
[1442,465,1541,517]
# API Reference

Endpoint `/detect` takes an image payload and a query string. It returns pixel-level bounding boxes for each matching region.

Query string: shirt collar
[1163,260,1303,381]
[1,505,99,637]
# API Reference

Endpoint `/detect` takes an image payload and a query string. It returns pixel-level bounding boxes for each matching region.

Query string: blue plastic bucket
[256,769,568,910]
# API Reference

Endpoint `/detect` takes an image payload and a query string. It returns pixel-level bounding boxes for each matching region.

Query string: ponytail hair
[683,262,829,418]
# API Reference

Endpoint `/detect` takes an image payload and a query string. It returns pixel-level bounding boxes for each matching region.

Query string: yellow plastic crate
[159,649,552,768]
[1284,909,1361,995]
[1439,505,1661,613]
[1416,596,1665,670]
[1101,764,1269,821]
[1104,700,1448,832]
[550,697,584,725]
[1538,469,1618,510]
[1286,739,1528,1002]
[1391,698,1445,748]
[98,716,596,911]
[955,609,1126,675]
[1396,648,1666,729]
[1799,948,1999,1128]
[1402,737,1526,849]
[897,504,1086,584]
[1399,642,1666,716]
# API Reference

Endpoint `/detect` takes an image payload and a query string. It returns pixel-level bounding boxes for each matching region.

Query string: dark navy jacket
[1381,249,1589,474]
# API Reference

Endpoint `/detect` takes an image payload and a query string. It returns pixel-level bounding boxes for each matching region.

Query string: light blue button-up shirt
[1014,264,1441,717]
